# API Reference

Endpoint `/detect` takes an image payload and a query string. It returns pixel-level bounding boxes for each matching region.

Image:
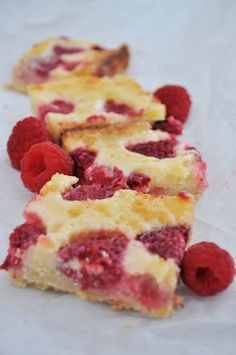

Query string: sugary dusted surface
[9,37,129,93]
[28,75,165,140]
[2,174,195,317]
[62,122,207,197]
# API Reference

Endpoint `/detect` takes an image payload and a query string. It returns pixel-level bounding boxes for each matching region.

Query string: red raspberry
[137,226,189,265]
[127,172,151,192]
[53,45,84,55]
[39,100,74,120]
[105,100,143,117]
[58,232,128,289]
[63,166,127,201]
[35,56,61,78]
[70,148,96,181]
[0,221,45,271]
[181,242,235,296]
[127,139,177,159]
[85,166,127,188]
[153,116,183,135]
[7,117,49,170]
[63,184,110,201]
[154,85,191,123]
[21,142,73,193]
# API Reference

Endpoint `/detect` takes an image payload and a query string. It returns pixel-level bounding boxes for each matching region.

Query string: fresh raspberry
[127,139,177,159]
[105,100,143,117]
[154,85,191,123]
[153,116,183,135]
[70,148,96,180]
[181,242,235,296]
[7,117,49,170]
[39,100,74,120]
[58,231,128,290]
[137,226,189,265]
[127,172,151,192]
[21,142,73,193]
[0,221,45,271]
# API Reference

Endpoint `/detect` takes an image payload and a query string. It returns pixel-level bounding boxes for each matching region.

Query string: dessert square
[28,75,166,141]
[8,37,129,93]
[62,122,207,197]
[1,174,195,317]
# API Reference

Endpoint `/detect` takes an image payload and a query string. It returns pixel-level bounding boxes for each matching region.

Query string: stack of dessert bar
[3,37,207,317]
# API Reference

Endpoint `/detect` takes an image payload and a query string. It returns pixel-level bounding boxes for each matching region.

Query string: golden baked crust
[62,122,207,197]
[4,174,195,318]
[7,37,130,94]
[28,75,165,140]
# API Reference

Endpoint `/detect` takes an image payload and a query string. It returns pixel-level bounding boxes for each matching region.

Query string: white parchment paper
[0,1,236,354]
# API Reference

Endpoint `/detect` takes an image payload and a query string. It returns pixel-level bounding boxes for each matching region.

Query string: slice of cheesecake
[8,37,129,93]
[28,75,165,140]
[62,122,207,198]
[1,174,195,318]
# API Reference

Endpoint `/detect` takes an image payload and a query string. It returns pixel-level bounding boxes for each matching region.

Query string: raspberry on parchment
[7,116,49,170]
[181,242,235,296]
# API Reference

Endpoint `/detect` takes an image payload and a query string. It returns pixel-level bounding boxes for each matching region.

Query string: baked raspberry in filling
[127,172,151,192]
[84,166,126,186]
[152,116,183,135]
[126,139,177,159]
[0,221,45,271]
[137,226,190,265]
[105,100,144,117]
[70,148,97,180]
[91,45,105,51]
[67,148,155,200]
[39,100,75,120]
[58,232,128,289]
[69,148,156,198]
[16,44,87,86]
[63,166,128,201]
[52,45,85,55]
[126,274,165,309]
[86,115,106,123]
[58,232,168,309]
[34,56,61,78]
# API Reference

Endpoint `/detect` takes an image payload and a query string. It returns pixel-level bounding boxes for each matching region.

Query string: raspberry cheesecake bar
[28,75,165,141]
[1,174,195,317]
[62,122,207,197]
[8,37,129,93]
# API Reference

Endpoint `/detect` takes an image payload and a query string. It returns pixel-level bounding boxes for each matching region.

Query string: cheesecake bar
[28,75,166,141]
[8,37,129,93]
[62,122,207,197]
[1,174,195,317]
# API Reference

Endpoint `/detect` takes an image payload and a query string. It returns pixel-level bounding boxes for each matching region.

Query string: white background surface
[1,1,236,354]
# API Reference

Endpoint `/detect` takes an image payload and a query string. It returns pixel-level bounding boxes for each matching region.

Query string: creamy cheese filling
[123,240,178,290]
[62,123,200,193]
[25,175,195,249]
